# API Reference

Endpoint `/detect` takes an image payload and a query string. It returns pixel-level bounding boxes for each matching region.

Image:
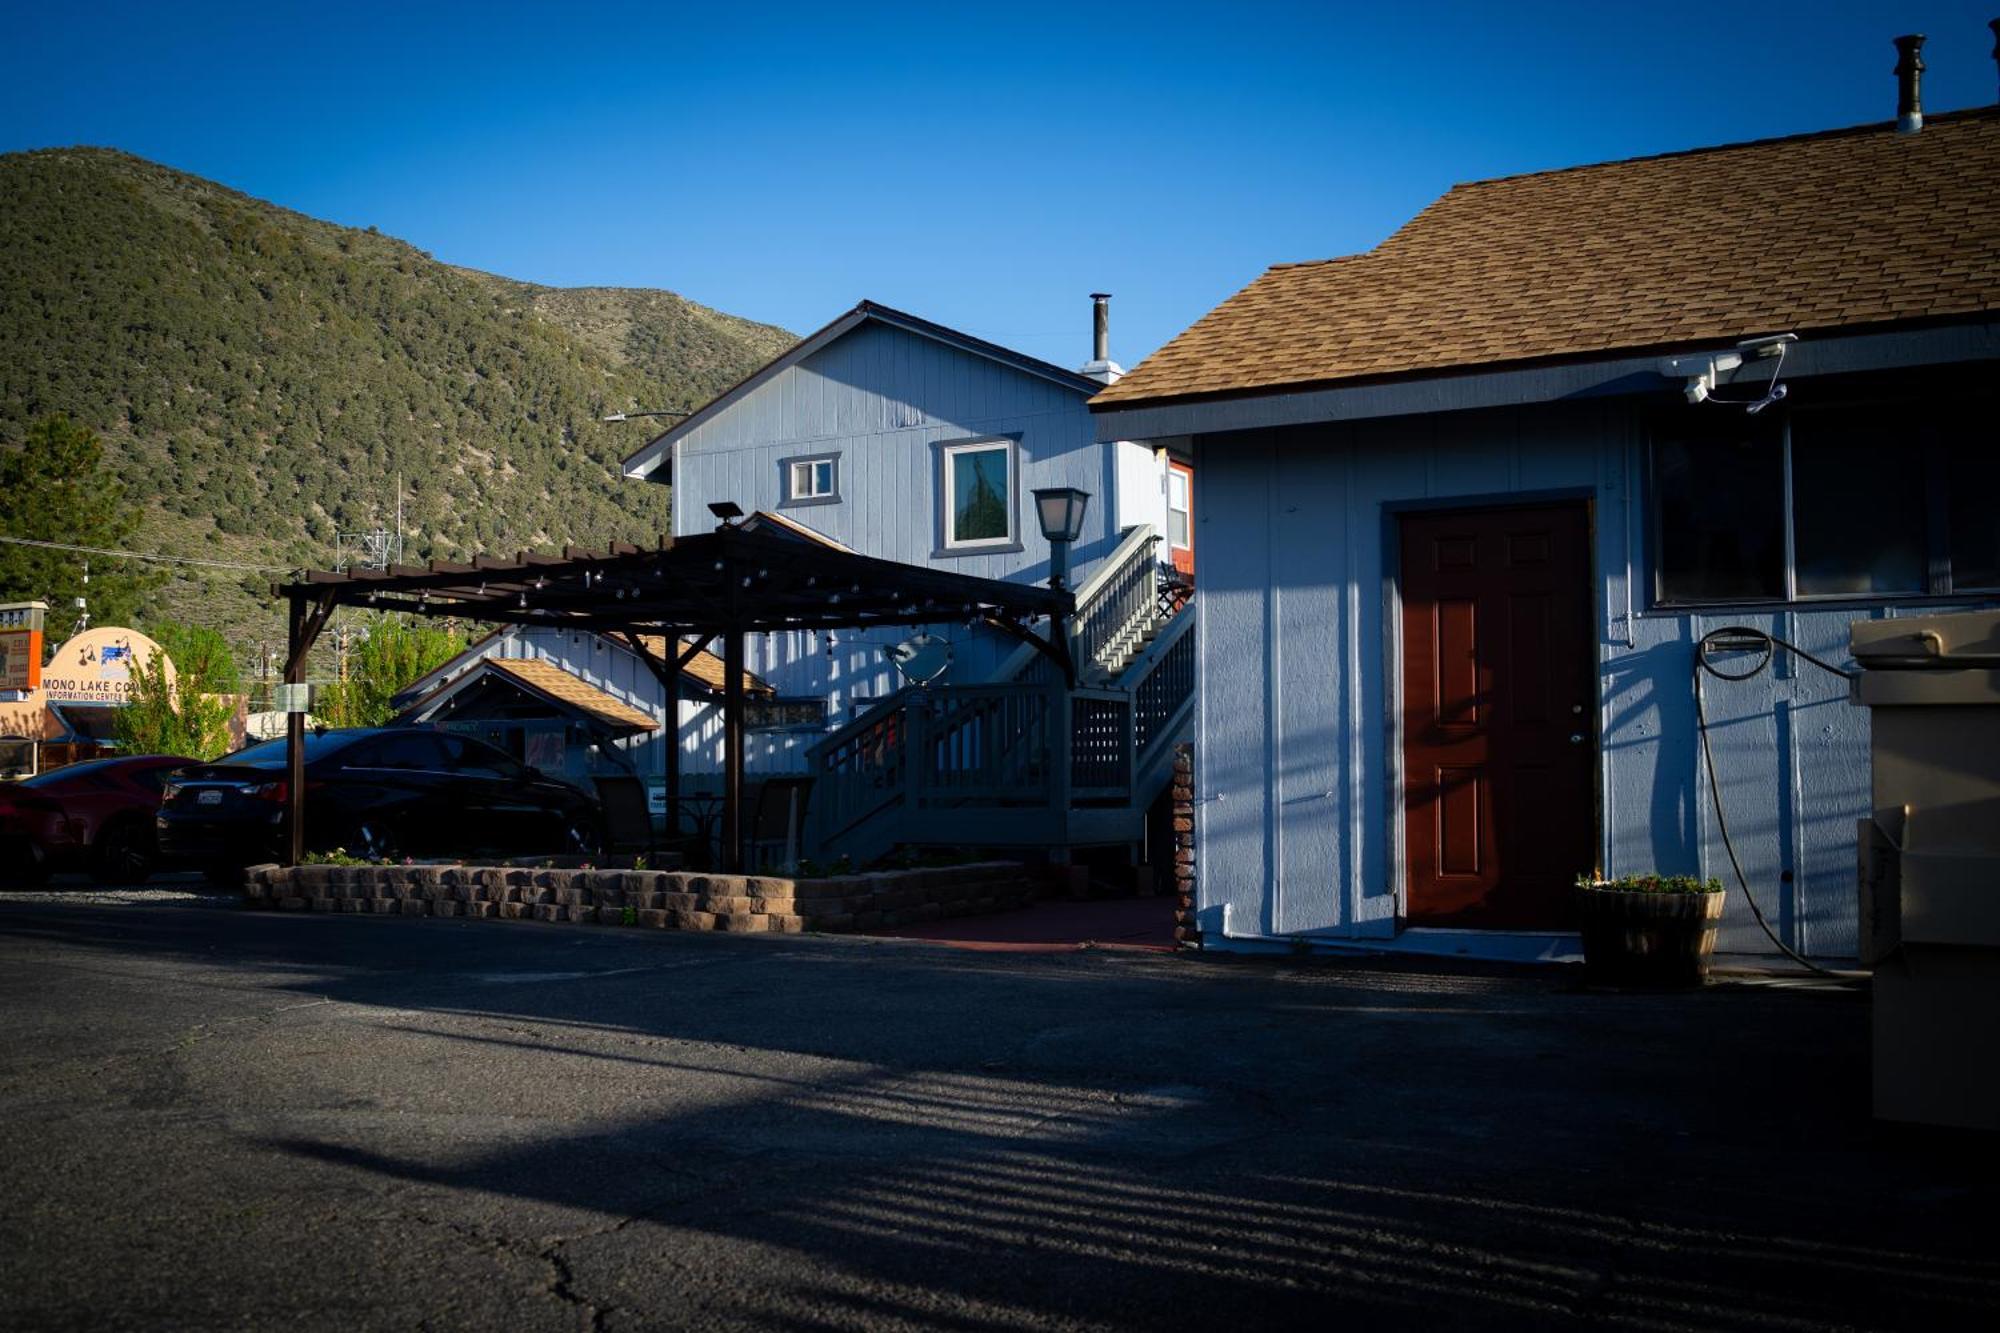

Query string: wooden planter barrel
[1575,886,1725,988]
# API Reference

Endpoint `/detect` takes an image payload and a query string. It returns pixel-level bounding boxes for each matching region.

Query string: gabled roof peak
[621,299,1101,483]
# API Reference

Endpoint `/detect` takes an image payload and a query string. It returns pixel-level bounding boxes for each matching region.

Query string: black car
[157,728,602,883]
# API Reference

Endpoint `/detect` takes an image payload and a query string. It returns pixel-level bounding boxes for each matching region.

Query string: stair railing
[994,523,1161,684]
[805,688,915,847]
[1125,600,1198,798]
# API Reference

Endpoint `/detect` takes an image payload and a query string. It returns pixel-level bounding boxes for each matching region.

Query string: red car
[1,755,194,886]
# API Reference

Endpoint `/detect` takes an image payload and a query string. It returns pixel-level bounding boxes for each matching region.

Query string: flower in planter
[1577,873,1721,894]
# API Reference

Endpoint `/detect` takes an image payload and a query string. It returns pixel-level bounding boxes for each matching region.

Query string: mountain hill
[0,146,794,657]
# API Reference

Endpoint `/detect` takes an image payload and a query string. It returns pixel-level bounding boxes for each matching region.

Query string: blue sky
[4,1,1995,366]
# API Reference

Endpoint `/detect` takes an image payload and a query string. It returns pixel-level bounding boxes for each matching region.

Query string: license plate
[197,790,223,805]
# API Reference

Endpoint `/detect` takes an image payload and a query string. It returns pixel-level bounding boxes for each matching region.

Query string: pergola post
[285,595,306,867]
[722,625,745,872]
[281,590,336,866]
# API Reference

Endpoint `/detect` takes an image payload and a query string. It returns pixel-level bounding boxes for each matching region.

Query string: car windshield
[223,732,362,766]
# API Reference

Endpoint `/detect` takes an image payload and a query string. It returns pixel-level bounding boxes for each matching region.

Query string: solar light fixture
[708,501,744,527]
[1032,486,1091,590]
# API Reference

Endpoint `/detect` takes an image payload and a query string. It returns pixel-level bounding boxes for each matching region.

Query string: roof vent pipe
[1990,18,1999,103]
[1894,33,1926,134]
[1079,292,1124,385]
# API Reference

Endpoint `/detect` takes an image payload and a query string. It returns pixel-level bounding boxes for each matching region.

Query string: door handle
[1569,733,1585,745]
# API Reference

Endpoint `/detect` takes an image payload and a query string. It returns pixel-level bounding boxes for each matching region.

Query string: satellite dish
[883,633,952,686]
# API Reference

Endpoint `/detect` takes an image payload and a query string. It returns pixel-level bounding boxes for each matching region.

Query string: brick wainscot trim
[1172,743,1198,948]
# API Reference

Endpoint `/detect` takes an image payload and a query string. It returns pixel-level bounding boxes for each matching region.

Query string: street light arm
[601,408,695,423]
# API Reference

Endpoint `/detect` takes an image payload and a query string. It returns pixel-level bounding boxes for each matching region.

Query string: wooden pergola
[276,524,1074,870]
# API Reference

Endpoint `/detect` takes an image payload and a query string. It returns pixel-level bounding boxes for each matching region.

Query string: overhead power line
[0,534,289,573]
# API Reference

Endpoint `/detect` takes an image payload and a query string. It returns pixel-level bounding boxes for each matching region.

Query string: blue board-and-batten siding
[422,627,816,781]
[671,321,1120,581]
[1194,399,1981,960]
[664,320,1124,727]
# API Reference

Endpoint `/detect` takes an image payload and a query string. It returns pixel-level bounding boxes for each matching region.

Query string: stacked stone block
[240,861,1034,935]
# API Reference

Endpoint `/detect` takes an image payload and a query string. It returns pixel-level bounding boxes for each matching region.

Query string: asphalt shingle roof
[1094,109,2000,408]
[482,659,661,733]
[633,638,775,698]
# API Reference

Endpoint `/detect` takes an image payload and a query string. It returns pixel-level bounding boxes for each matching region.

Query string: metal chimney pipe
[1894,33,1926,134]
[1090,293,1111,364]
[1990,18,1999,103]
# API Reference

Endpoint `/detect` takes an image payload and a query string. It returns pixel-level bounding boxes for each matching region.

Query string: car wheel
[3,840,50,888]
[90,819,156,885]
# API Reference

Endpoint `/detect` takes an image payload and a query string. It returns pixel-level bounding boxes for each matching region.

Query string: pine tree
[0,415,162,627]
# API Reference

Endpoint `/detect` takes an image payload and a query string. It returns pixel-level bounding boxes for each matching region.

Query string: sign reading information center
[37,626,174,706]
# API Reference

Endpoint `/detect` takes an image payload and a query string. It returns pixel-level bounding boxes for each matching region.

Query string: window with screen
[1790,407,1928,597]
[1650,393,1996,608]
[1946,433,2000,592]
[1652,415,1786,603]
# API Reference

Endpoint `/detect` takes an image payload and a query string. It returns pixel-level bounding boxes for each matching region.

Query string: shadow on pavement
[3,901,1997,1330]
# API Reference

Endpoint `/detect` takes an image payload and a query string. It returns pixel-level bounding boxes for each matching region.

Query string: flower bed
[239,861,1035,934]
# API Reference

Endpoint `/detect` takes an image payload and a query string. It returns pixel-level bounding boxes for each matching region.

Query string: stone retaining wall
[240,861,1035,934]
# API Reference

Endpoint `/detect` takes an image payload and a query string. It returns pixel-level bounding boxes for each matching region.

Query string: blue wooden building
[1091,108,2000,960]
[619,300,1198,865]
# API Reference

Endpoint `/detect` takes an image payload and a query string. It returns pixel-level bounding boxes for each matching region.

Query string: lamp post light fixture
[1032,486,1090,590]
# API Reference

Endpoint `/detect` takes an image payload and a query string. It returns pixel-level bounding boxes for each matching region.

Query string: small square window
[942,441,1014,548]
[783,455,838,505]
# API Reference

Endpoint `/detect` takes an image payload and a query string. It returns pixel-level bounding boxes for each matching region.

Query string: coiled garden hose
[1693,627,1861,980]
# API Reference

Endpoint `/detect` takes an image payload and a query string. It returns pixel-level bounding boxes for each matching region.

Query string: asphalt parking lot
[1,888,1995,1332]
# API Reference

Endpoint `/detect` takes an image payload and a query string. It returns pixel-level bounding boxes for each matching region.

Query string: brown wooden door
[1400,503,1595,929]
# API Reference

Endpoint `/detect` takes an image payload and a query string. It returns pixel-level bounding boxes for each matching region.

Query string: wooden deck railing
[801,537,1199,860]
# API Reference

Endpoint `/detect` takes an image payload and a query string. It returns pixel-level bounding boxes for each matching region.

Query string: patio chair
[592,775,657,862]
[746,776,813,873]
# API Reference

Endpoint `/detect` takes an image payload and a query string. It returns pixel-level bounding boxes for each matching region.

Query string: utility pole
[70,561,90,637]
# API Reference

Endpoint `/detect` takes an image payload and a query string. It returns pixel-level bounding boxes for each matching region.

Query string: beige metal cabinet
[1851,609,2000,1132]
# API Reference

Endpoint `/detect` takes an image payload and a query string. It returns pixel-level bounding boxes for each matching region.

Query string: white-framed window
[781,453,839,507]
[1167,468,1191,550]
[941,439,1015,549]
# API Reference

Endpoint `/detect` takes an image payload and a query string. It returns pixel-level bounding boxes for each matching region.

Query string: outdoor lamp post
[1032,486,1090,590]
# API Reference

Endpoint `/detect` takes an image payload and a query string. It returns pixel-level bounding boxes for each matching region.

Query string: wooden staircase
[804,526,1196,866]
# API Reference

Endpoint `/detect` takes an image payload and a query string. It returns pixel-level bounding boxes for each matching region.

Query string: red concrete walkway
[872,895,1176,953]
